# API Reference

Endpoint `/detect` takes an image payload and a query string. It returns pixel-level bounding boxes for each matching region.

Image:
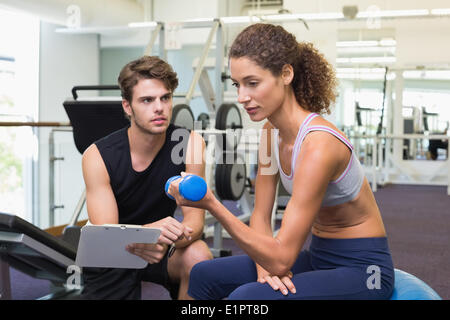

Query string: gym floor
[8,184,450,300]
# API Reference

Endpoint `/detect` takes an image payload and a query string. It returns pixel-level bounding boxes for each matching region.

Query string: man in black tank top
[80,56,212,300]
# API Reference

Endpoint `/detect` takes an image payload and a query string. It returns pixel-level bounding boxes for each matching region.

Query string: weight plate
[229,162,246,200]
[215,164,226,200]
[171,104,194,130]
[215,103,243,151]
[215,155,246,200]
[215,163,227,200]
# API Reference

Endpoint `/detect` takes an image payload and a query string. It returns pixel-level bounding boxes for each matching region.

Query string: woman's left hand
[167,172,216,211]
[258,272,297,296]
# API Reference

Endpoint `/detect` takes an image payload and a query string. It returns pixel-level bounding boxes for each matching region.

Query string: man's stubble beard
[129,103,168,136]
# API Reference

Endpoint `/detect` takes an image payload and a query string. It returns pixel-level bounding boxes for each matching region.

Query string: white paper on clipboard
[75,224,161,269]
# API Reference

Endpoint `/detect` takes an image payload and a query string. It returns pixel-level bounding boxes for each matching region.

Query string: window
[0,9,40,221]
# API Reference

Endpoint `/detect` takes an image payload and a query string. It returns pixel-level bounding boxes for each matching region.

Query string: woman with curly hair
[168,23,395,300]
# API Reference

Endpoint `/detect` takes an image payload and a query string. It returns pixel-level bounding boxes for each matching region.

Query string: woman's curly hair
[229,23,337,114]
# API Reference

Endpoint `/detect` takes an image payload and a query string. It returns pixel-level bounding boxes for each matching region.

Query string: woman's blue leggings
[188,235,395,300]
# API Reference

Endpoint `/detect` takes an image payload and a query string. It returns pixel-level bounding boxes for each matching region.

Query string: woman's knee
[190,259,213,282]
[189,255,260,300]
[188,259,219,299]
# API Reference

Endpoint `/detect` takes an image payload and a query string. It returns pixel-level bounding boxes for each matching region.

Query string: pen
[168,243,176,257]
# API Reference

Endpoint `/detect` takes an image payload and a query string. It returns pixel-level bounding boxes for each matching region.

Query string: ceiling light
[220,16,261,24]
[337,57,396,64]
[261,14,299,22]
[337,46,396,54]
[337,73,385,80]
[182,18,215,23]
[379,39,396,46]
[127,21,158,28]
[220,8,435,25]
[357,9,429,18]
[296,12,344,20]
[336,39,396,48]
[227,12,344,23]
[337,41,379,48]
[337,67,388,74]
[403,70,450,80]
[431,8,450,15]
[337,72,396,80]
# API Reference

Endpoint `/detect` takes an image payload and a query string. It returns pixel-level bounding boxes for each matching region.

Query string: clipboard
[75,224,161,269]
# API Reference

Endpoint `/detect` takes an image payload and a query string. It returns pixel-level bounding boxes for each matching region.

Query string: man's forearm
[176,209,205,249]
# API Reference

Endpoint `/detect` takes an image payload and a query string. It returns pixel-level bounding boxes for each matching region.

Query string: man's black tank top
[95,124,190,225]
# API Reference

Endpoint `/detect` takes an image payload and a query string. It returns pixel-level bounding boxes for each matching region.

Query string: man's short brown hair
[118,56,179,102]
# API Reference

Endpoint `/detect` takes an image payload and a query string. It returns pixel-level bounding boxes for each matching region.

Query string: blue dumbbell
[165,174,207,201]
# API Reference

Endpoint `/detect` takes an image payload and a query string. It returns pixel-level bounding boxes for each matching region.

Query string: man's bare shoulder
[82,143,109,182]
[82,143,101,164]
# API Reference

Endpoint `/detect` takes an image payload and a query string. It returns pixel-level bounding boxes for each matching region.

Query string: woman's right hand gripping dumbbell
[165,172,217,212]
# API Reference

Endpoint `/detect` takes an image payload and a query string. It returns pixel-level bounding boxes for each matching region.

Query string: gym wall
[38,21,99,229]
